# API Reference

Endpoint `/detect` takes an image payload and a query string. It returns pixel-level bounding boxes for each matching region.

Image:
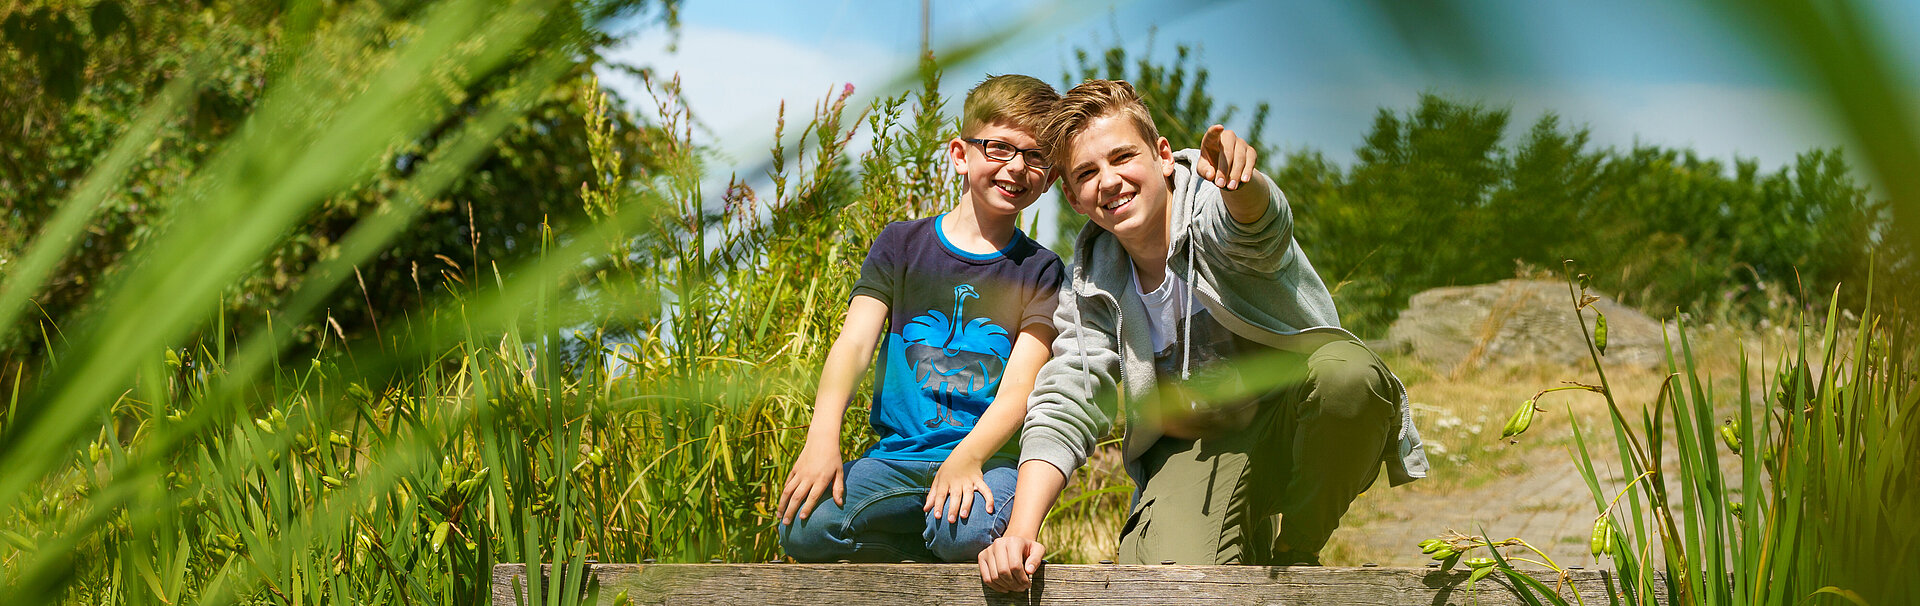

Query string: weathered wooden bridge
[491,562,1661,605]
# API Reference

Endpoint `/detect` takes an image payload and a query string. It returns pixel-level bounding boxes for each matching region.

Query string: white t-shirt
[1131,261,1199,353]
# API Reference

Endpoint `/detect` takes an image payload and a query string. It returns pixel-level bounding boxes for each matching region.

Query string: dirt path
[1332,451,1615,568]
[1331,430,1747,570]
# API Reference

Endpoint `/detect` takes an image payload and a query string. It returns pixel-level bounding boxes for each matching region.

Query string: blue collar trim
[935,213,1019,261]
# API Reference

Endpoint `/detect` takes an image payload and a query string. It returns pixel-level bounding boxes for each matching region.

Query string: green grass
[0,3,1114,601]
[1441,264,1919,606]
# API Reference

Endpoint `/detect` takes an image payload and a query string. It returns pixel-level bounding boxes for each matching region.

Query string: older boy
[980,80,1429,590]
[776,75,1065,563]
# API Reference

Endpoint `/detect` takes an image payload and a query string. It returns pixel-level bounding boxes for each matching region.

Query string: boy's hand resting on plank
[979,535,1046,592]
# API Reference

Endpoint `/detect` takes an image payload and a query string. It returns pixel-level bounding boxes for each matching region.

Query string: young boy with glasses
[776,75,1065,563]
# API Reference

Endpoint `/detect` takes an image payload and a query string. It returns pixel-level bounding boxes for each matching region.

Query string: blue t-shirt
[850,215,1064,463]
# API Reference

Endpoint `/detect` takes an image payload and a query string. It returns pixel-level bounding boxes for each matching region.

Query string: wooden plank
[491,563,1665,605]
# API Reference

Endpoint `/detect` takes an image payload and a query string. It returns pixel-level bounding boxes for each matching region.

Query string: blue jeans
[779,457,1017,562]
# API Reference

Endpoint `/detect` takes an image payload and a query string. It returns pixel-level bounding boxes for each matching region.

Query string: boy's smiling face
[1061,114,1175,242]
[950,121,1051,216]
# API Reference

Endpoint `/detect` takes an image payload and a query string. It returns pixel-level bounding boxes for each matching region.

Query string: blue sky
[600,0,1918,212]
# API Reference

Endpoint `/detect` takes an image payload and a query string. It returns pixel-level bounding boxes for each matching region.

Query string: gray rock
[1385,279,1667,374]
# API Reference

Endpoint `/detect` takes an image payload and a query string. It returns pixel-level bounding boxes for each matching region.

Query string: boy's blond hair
[1041,79,1161,170]
[961,74,1060,138]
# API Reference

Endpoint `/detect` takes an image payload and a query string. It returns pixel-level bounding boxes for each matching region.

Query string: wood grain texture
[491,563,1666,605]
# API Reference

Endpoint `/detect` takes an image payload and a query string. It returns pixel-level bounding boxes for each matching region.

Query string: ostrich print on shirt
[850,215,1064,463]
[901,284,1014,428]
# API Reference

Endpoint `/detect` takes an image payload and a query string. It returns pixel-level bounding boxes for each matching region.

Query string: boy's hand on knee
[979,536,1045,593]
[777,443,844,525]
[925,461,992,524]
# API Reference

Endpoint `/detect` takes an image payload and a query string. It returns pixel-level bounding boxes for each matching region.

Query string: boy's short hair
[1041,79,1161,170]
[961,74,1060,137]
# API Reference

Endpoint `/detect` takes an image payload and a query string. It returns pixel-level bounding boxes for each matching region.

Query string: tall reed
[0,5,1102,597]
[1469,262,1917,605]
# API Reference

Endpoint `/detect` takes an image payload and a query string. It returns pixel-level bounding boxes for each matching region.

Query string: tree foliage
[1048,41,1887,336]
[1289,94,1889,336]
[0,0,680,357]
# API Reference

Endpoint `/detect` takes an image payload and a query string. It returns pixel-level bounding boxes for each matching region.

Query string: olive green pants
[1115,340,1396,565]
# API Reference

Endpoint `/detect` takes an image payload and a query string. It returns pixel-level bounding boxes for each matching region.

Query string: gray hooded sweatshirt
[1019,149,1428,491]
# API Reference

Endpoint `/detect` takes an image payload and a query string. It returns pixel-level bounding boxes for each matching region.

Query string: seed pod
[1419,539,1443,553]
[1469,565,1495,583]
[1719,422,1742,454]
[613,589,633,606]
[254,418,276,435]
[329,431,351,448]
[1594,312,1609,354]
[1729,501,1744,518]
[321,475,344,489]
[1590,516,1610,557]
[1464,557,1496,569]
[1502,400,1536,438]
[1430,547,1457,561]
[430,521,450,553]
[588,449,607,467]
[1,530,34,551]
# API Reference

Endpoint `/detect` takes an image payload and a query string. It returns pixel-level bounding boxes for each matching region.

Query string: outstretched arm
[777,294,888,525]
[1188,126,1296,276]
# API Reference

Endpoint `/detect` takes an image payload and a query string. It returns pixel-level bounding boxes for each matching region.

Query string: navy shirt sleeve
[850,225,898,305]
[1022,256,1065,332]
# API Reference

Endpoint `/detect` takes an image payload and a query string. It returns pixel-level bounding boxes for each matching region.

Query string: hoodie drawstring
[1179,223,1196,381]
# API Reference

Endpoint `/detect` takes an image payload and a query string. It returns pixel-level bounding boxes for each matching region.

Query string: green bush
[1286,94,1892,338]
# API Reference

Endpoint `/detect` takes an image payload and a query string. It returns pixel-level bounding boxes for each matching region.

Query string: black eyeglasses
[964,138,1051,170]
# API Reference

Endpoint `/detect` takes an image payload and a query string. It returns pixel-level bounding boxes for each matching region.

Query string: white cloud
[598,24,916,164]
